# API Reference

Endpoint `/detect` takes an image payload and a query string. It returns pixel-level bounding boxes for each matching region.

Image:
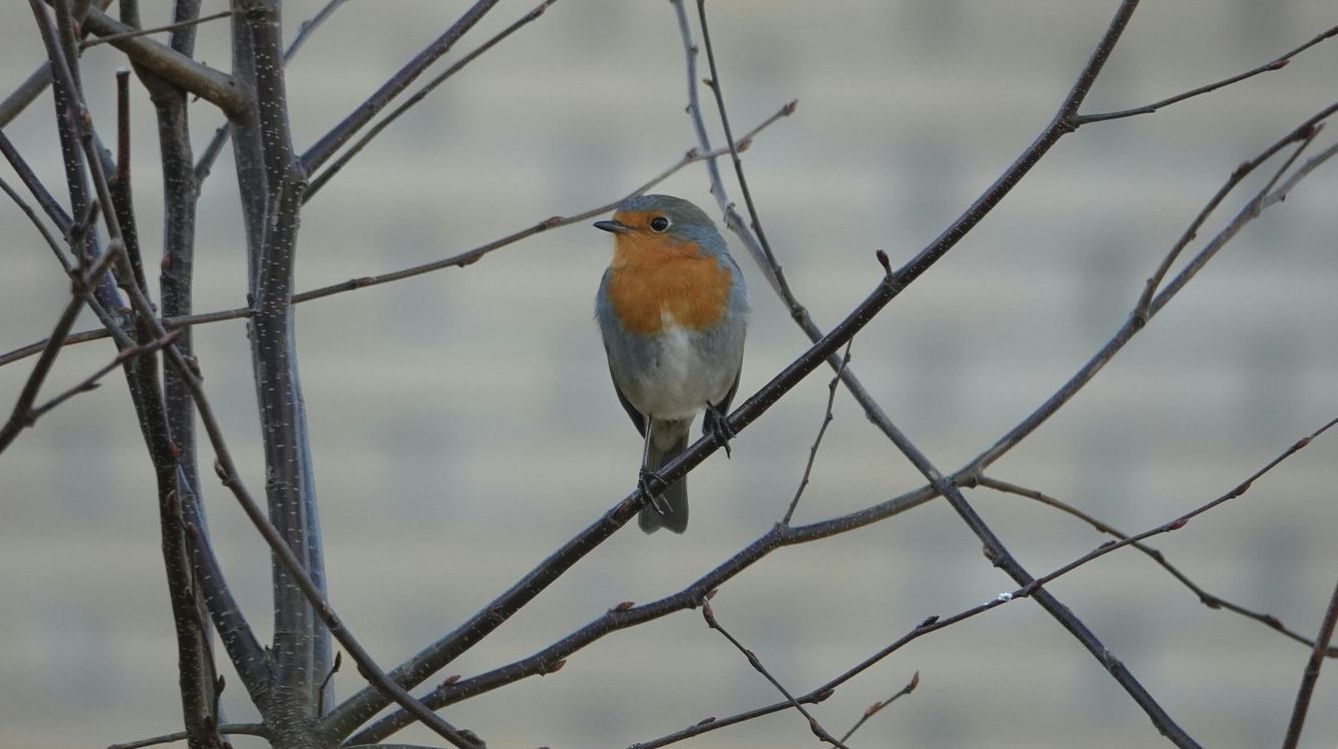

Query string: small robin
[594,194,749,534]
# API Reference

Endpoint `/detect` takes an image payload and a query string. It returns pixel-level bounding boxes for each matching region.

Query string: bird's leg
[638,420,672,515]
[703,401,735,458]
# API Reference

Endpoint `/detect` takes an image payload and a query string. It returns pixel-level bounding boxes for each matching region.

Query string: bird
[594,194,749,534]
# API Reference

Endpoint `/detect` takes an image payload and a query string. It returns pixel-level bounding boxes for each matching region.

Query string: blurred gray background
[2,1,1337,747]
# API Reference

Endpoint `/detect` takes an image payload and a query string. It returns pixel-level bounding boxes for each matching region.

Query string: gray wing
[607,357,646,437]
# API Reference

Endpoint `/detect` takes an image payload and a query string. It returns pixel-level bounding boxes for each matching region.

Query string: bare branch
[25,329,180,425]
[305,0,558,199]
[1134,123,1321,321]
[0,129,74,235]
[193,0,350,185]
[693,0,784,273]
[107,723,268,749]
[0,173,67,267]
[77,5,247,114]
[1281,577,1338,749]
[969,103,1338,475]
[81,9,234,48]
[0,244,120,454]
[702,599,850,748]
[1077,24,1338,124]
[301,0,501,174]
[0,0,111,128]
[781,342,849,525]
[978,476,1338,657]
[837,672,919,744]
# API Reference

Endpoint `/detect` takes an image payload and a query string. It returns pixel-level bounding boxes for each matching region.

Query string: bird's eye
[649,216,671,233]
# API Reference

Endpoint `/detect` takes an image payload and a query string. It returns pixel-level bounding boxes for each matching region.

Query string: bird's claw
[704,402,735,458]
[638,466,672,515]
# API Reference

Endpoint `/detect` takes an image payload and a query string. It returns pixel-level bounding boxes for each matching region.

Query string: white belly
[630,315,735,421]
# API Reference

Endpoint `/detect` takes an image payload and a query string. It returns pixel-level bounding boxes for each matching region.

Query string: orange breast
[605,232,733,336]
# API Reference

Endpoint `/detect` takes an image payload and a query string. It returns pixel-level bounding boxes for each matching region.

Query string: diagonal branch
[781,342,848,525]
[0,129,74,234]
[702,599,849,748]
[81,9,234,49]
[305,0,557,200]
[1280,576,1338,749]
[107,723,268,749]
[300,0,501,174]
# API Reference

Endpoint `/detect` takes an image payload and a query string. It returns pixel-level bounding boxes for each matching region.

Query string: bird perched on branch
[595,194,749,534]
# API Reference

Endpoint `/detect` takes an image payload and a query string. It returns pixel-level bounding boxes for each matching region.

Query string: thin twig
[702,599,849,748]
[107,723,268,749]
[306,0,558,199]
[1076,25,1338,124]
[0,245,121,454]
[26,330,181,424]
[1134,122,1321,321]
[1033,417,1338,589]
[0,128,75,236]
[0,174,68,266]
[77,5,246,114]
[1,105,795,370]
[978,476,1338,657]
[694,0,782,274]
[80,9,234,48]
[1280,576,1338,749]
[837,672,919,744]
[781,342,849,525]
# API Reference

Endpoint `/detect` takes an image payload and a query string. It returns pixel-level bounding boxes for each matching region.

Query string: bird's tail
[639,427,689,534]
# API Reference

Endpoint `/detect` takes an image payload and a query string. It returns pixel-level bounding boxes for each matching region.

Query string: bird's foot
[638,466,672,515]
[704,402,735,458]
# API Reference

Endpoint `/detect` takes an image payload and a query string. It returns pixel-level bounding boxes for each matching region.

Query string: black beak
[594,219,632,234]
